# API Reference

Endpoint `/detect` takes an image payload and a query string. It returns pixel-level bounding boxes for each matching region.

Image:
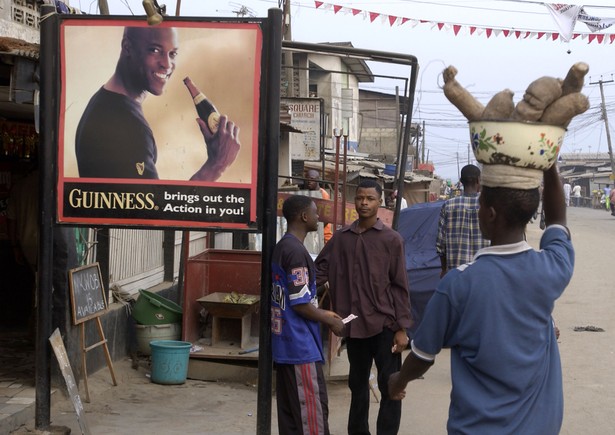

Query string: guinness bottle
[183,77,220,134]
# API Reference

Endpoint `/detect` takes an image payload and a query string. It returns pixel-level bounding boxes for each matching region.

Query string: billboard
[55,18,264,228]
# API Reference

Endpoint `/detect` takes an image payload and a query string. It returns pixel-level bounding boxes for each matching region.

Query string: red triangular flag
[552,33,559,40]
[572,33,580,39]
[315,1,323,9]
[437,22,445,30]
[333,4,342,13]
[470,26,477,35]
[420,19,429,23]
[389,15,397,26]
[524,32,532,39]
[486,28,493,38]
[515,31,521,39]
[352,8,361,16]
[610,34,615,44]
[537,32,545,40]
[588,34,597,43]
[503,30,510,37]
[453,25,461,35]
[369,12,379,22]
[597,34,605,43]
[401,17,410,25]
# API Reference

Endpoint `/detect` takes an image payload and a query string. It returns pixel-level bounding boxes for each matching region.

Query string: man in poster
[75,26,240,181]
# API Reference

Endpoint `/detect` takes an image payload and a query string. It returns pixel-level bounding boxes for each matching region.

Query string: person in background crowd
[271,195,344,435]
[316,179,412,435]
[386,189,408,210]
[306,169,333,244]
[572,183,581,207]
[563,181,571,206]
[436,164,489,277]
[389,163,573,434]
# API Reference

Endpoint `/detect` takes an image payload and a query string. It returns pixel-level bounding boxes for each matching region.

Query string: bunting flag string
[313,1,615,44]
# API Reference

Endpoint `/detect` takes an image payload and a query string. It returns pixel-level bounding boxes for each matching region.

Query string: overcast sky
[93,0,615,182]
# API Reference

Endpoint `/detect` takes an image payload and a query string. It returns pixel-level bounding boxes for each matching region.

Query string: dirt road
[12,206,615,434]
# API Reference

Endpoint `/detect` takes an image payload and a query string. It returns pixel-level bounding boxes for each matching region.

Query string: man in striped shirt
[436,164,489,276]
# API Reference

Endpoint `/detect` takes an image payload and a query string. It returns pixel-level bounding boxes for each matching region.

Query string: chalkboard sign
[69,263,107,325]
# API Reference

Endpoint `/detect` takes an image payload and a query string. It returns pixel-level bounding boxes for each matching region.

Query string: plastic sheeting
[397,201,444,338]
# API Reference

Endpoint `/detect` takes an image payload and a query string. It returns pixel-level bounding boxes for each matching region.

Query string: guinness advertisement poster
[56,18,263,228]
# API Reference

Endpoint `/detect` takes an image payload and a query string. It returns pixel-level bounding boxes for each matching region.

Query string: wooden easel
[69,263,118,403]
[80,316,117,403]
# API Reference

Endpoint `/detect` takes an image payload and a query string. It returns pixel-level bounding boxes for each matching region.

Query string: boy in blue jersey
[272,195,345,435]
[388,163,573,434]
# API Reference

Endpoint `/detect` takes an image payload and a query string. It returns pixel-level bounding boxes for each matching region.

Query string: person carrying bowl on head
[389,162,573,434]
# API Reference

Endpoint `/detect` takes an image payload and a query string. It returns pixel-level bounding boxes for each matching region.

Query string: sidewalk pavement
[8,350,452,435]
[0,379,36,434]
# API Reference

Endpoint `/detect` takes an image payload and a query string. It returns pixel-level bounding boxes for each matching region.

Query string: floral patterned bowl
[469,120,566,171]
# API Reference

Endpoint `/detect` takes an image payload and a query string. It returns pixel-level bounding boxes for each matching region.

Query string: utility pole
[98,0,109,14]
[421,120,426,164]
[281,0,294,97]
[590,76,615,180]
[456,151,460,180]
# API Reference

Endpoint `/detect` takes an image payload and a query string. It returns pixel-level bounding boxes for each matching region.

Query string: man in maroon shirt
[315,179,412,435]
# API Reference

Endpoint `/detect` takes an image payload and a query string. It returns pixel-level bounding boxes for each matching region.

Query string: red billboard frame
[56,17,264,229]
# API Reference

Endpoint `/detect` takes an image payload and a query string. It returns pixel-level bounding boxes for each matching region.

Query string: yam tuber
[442,65,485,122]
[441,64,590,127]
[540,93,590,127]
[524,76,563,109]
[561,62,589,96]
[512,76,562,121]
[511,100,544,122]
[482,89,515,120]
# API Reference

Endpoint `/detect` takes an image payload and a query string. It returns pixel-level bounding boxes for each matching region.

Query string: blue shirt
[271,234,324,364]
[414,225,574,434]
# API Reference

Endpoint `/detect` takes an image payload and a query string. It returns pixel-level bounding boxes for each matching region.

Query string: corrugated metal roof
[303,158,436,184]
[0,37,39,59]
[280,122,303,133]
[560,152,611,160]
[319,42,375,83]
[571,173,595,179]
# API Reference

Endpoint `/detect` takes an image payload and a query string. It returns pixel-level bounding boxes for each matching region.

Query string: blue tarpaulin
[397,201,444,338]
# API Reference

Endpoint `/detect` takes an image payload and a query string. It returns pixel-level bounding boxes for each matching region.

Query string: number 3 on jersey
[291,267,308,286]
[271,307,282,335]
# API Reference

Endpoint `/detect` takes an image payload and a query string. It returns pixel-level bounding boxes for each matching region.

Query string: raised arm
[542,163,566,228]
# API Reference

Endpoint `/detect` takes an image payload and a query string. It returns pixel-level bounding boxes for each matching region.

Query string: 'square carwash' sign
[283,97,323,161]
[53,16,265,229]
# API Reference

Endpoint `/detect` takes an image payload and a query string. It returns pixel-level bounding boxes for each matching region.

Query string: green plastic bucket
[149,340,192,385]
[132,290,183,325]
